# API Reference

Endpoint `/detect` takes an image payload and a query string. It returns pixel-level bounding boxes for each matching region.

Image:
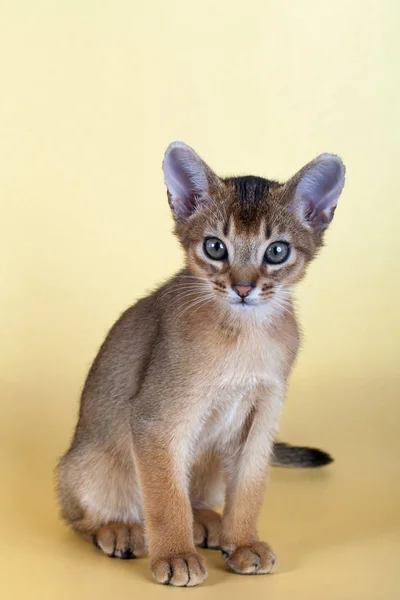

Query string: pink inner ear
[165,151,194,202]
[169,190,198,220]
[294,155,345,231]
[163,142,209,220]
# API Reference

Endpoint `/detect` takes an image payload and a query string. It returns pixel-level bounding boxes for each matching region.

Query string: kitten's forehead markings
[263,221,279,243]
[260,219,269,241]
[229,217,237,239]
[230,220,269,265]
[223,215,231,237]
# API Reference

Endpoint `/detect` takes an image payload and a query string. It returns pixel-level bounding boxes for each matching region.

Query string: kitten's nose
[232,283,254,298]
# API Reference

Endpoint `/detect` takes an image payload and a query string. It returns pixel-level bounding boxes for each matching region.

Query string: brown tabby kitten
[57,142,345,587]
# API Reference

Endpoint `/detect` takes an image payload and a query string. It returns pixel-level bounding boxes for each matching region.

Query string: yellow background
[1,1,399,598]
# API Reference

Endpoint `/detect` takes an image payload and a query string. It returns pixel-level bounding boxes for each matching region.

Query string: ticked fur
[57,142,345,586]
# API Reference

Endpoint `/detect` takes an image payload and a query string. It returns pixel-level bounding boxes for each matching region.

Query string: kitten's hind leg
[71,517,147,559]
[93,522,146,559]
[193,510,222,550]
[190,452,224,550]
[57,444,147,558]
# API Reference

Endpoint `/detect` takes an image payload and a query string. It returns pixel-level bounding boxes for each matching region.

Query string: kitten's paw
[151,553,208,587]
[221,541,277,575]
[94,523,146,559]
[193,509,222,549]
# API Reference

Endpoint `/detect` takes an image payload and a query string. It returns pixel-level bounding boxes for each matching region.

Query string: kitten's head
[163,141,345,316]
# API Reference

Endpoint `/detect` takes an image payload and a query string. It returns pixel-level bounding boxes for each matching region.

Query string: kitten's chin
[226,298,285,322]
[229,301,259,311]
[228,301,268,317]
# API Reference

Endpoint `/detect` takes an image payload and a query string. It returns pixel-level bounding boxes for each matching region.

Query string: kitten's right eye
[204,237,228,261]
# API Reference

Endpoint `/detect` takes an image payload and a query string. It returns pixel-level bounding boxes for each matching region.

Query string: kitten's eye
[264,241,290,265]
[204,237,228,261]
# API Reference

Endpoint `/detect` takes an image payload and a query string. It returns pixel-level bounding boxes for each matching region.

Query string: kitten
[57,142,345,587]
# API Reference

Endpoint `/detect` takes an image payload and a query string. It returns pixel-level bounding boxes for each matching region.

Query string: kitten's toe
[222,541,277,575]
[151,553,208,587]
[193,509,222,549]
[94,523,146,559]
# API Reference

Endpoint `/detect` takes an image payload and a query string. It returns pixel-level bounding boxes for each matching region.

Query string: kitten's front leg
[134,430,207,587]
[221,384,284,575]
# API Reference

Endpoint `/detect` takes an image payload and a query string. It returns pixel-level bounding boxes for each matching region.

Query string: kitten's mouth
[229,298,259,308]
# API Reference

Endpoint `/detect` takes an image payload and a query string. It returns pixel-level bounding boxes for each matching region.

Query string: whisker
[160,282,211,292]
[175,274,210,282]
[160,284,211,294]
[174,294,215,321]
[158,283,211,300]
[173,291,212,311]
[167,290,210,309]
[273,296,294,311]
[272,301,293,316]
[188,296,216,319]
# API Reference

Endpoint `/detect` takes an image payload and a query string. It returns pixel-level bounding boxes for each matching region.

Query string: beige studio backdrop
[0,1,399,599]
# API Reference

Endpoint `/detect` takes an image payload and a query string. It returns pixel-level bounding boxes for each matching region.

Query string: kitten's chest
[194,330,284,451]
[198,385,254,452]
[210,328,284,390]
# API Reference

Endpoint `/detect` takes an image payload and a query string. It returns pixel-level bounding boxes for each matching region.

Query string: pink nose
[232,283,254,298]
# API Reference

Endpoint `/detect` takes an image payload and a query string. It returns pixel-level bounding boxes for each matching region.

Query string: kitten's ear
[163,141,217,221]
[288,154,346,233]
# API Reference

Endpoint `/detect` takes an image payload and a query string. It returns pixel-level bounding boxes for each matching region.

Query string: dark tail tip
[272,442,334,468]
[304,447,334,467]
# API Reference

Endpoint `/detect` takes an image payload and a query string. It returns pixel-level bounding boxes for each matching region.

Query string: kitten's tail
[272,441,333,468]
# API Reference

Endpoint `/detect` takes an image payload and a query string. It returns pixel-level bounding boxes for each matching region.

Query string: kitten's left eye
[204,237,228,261]
[264,241,290,265]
